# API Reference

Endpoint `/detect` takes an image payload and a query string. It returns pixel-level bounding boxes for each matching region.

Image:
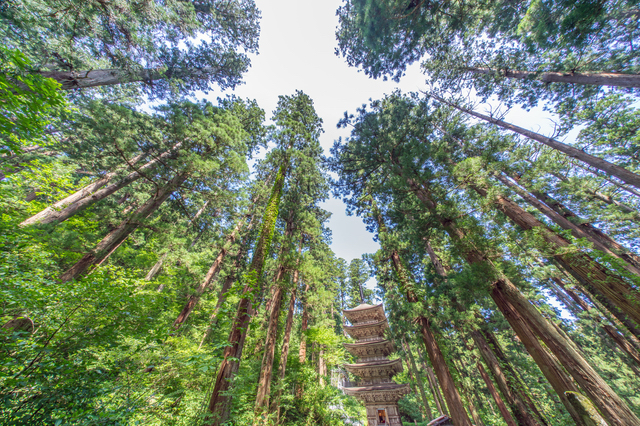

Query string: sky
[202,0,559,266]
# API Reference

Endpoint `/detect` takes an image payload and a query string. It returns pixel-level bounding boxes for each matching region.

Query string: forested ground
[1,0,640,425]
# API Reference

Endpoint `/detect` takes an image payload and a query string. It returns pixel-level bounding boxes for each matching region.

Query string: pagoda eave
[344,358,403,378]
[343,303,386,324]
[343,383,411,403]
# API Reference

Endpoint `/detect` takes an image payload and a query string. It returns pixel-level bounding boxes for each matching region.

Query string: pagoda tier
[344,339,395,361]
[344,319,388,341]
[342,303,409,426]
[343,383,412,403]
[344,358,403,385]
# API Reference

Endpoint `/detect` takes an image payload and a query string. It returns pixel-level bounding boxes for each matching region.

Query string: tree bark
[21,146,179,227]
[205,163,287,426]
[431,93,640,189]
[494,277,640,426]
[403,338,434,421]
[603,324,640,366]
[418,316,473,426]
[59,171,187,282]
[463,67,640,88]
[37,67,222,90]
[471,182,640,330]
[400,174,636,425]
[471,330,543,426]
[551,172,640,221]
[477,361,517,426]
[271,276,299,422]
[173,217,246,328]
[254,236,294,416]
[497,173,640,276]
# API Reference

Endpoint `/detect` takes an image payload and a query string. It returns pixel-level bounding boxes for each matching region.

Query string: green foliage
[0,46,67,153]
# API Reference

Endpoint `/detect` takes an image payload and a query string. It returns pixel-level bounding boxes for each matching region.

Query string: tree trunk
[59,171,187,282]
[21,146,179,227]
[494,278,640,426]
[603,324,640,366]
[271,277,299,422]
[481,328,550,425]
[173,217,246,328]
[418,316,473,426]
[198,248,246,349]
[424,361,447,415]
[551,172,640,221]
[471,182,640,330]
[295,282,310,399]
[471,329,545,426]
[463,67,640,88]
[37,67,222,90]
[477,361,516,426]
[369,197,471,426]
[205,163,287,426]
[430,93,640,189]
[403,338,434,421]
[497,173,640,275]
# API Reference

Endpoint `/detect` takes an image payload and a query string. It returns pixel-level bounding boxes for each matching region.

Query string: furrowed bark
[471,330,544,426]
[480,328,550,426]
[22,146,180,227]
[59,171,187,282]
[37,67,222,90]
[255,226,298,417]
[369,198,471,426]
[463,67,640,88]
[494,278,640,426]
[295,282,310,399]
[205,163,287,426]
[431,93,640,189]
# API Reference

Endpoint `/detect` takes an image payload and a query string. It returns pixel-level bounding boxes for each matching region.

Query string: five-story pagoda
[342,303,410,426]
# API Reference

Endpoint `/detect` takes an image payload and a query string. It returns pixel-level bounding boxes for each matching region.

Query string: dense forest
[1,0,640,425]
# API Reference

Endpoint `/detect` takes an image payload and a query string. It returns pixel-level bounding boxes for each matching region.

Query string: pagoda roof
[343,383,411,403]
[344,358,403,378]
[344,319,388,340]
[343,339,395,357]
[343,303,386,324]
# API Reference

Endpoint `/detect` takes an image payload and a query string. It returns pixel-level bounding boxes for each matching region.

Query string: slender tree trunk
[471,329,544,426]
[603,325,640,366]
[198,247,247,349]
[205,164,287,426]
[481,328,550,425]
[271,276,299,422]
[296,282,310,399]
[418,316,473,426]
[463,67,640,88]
[403,338,434,421]
[551,171,640,220]
[369,198,471,426]
[173,218,246,328]
[21,147,180,227]
[426,239,545,426]
[37,67,222,90]
[497,173,640,275]
[430,93,640,189]
[476,361,516,426]
[59,171,187,282]
[145,252,168,281]
[424,361,447,415]
[255,228,295,417]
